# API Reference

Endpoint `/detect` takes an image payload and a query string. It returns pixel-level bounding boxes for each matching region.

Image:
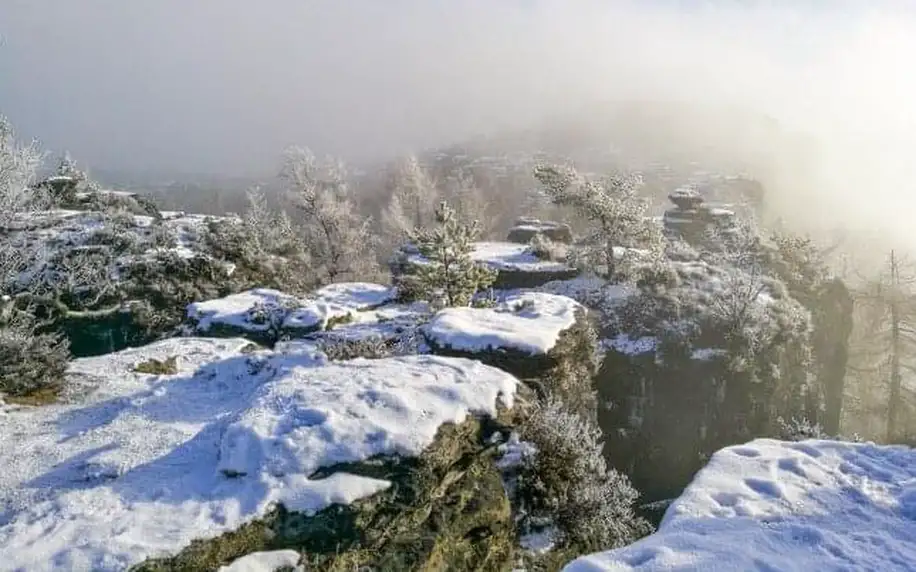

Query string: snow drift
[565,438,916,572]
[0,337,517,571]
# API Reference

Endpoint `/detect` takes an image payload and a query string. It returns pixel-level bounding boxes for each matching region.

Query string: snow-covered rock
[0,339,518,571]
[506,218,573,244]
[565,438,916,572]
[219,550,302,572]
[393,241,579,290]
[187,283,398,342]
[425,292,582,356]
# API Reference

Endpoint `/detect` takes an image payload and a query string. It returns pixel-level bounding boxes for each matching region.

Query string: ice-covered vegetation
[3,110,913,571]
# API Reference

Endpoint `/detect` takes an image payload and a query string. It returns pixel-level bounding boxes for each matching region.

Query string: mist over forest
[2,1,915,246]
[4,2,916,571]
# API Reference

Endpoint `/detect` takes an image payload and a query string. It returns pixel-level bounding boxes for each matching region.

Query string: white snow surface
[405,241,573,273]
[471,241,571,272]
[0,338,517,571]
[219,550,301,572]
[188,288,299,333]
[425,292,582,355]
[188,283,397,335]
[565,438,916,572]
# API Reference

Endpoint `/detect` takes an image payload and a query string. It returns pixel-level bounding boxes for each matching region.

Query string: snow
[310,282,395,310]
[219,550,301,572]
[188,284,398,337]
[404,241,573,273]
[424,292,581,355]
[188,288,299,333]
[564,439,916,572]
[605,335,657,356]
[283,283,396,332]
[472,241,572,272]
[0,339,518,571]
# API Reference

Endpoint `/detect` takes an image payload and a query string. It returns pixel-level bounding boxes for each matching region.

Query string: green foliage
[400,201,497,308]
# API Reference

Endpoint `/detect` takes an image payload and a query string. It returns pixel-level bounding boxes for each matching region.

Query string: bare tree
[850,250,916,441]
[703,220,770,343]
[280,147,378,285]
[381,153,439,239]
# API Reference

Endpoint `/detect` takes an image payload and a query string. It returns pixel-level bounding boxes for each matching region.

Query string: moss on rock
[132,411,528,572]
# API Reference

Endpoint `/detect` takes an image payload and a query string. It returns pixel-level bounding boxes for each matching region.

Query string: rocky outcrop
[507,217,574,244]
[134,412,525,572]
[185,284,398,345]
[424,292,599,422]
[391,241,579,291]
[550,260,815,501]
[2,337,531,571]
[662,187,737,245]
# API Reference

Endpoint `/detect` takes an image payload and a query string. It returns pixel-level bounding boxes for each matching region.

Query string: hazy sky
[2,0,915,241]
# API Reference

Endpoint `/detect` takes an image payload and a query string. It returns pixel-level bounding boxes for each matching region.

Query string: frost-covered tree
[280,147,378,284]
[442,168,495,239]
[533,164,664,281]
[399,201,496,307]
[382,153,439,239]
[513,397,652,551]
[202,188,313,294]
[0,116,70,399]
[701,219,772,346]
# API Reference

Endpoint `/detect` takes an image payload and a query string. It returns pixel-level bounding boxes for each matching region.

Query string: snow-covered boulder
[662,187,736,245]
[219,550,302,572]
[391,241,579,290]
[0,338,519,571]
[506,217,573,244]
[425,292,581,357]
[186,283,398,344]
[424,292,596,409]
[565,438,916,572]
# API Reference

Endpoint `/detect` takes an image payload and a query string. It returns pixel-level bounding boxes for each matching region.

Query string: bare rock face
[506,217,574,244]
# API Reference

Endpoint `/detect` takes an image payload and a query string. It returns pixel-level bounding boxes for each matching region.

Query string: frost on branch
[280,146,378,285]
[0,303,69,398]
[533,164,665,282]
[0,116,69,399]
[397,201,497,308]
[512,397,652,551]
[381,153,440,239]
[205,188,314,294]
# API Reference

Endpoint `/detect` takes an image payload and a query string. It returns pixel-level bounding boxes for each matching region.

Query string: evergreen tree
[533,164,664,281]
[401,201,496,307]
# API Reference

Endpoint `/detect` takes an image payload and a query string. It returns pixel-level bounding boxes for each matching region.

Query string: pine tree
[533,164,664,281]
[402,201,496,307]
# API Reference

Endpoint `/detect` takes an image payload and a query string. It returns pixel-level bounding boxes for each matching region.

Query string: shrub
[399,201,497,308]
[133,355,179,375]
[320,336,392,361]
[528,233,564,262]
[0,310,69,399]
[512,397,652,551]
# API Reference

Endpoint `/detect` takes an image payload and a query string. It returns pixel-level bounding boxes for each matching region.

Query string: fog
[2,0,916,249]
